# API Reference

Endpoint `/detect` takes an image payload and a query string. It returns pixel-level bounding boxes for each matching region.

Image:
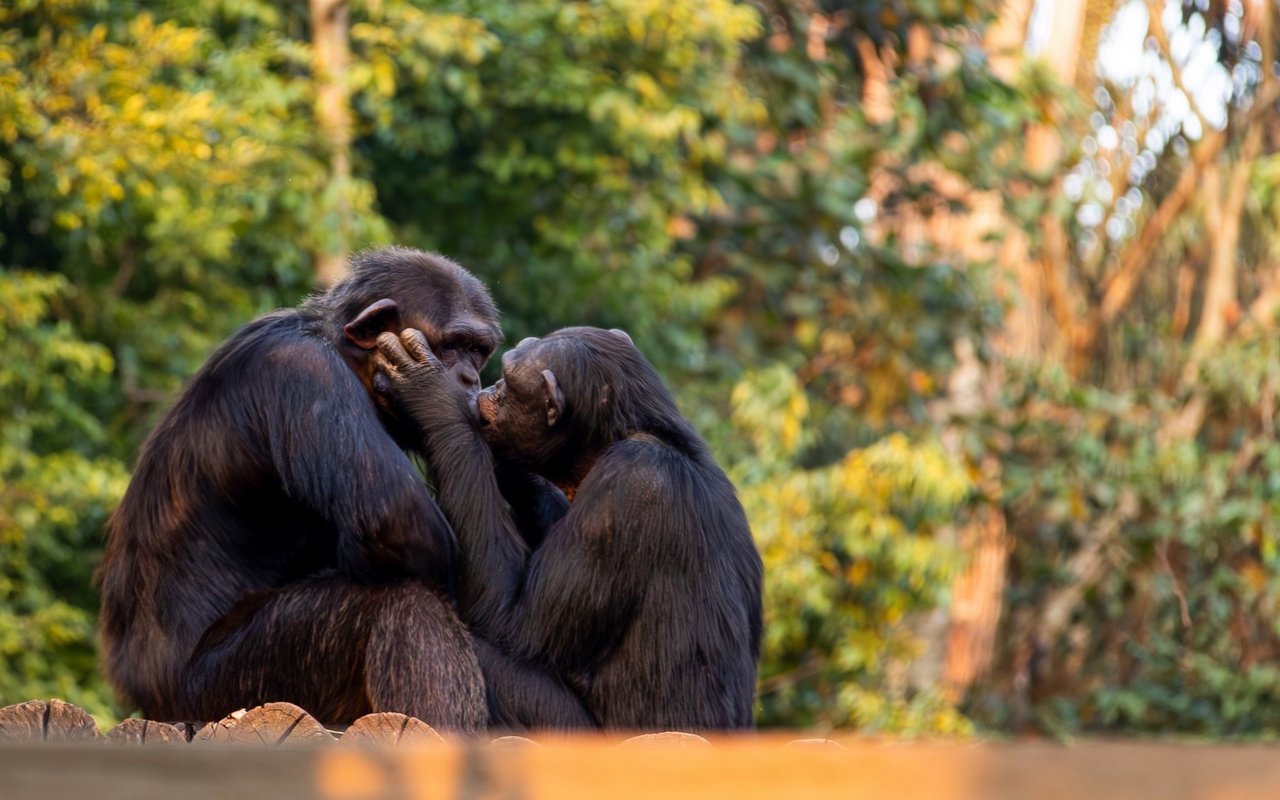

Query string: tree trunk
[310,0,351,288]
[853,34,893,126]
[941,498,1009,703]
[1183,124,1263,384]
[1024,0,1087,175]
[983,0,1035,81]
[939,0,1091,703]
[1075,0,1122,90]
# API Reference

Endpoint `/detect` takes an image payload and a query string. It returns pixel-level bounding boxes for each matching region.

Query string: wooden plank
[490,735,540,749]
[0,744,316,800]
[319,738,1280,800]
[0,700,99,742]
[193,702,332,747]
[5,734,1280,799]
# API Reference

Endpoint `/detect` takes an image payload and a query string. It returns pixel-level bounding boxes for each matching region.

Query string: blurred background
[2,0,1280,737]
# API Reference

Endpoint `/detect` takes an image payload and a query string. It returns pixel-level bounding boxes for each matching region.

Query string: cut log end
[343,712,444,747]
[106,718,191,745]
[0,699,100,743]
[193,702,332,747]
[618,731,711,749]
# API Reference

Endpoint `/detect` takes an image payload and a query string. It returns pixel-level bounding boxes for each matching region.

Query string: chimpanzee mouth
[469,394,488,426]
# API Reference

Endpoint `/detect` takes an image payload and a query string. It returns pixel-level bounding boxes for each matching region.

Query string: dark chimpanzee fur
[374,325,764,731]
[97,247,498,730]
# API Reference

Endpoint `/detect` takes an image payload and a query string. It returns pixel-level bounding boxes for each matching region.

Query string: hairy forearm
[375,340,534,638]
[418,418,532,636]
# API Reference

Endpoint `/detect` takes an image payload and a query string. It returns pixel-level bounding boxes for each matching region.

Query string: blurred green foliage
[351,0,761,364]
[731,367,972,732]
[964,343,1280,737]
[0,273,126,726]
[3,0,1012,730]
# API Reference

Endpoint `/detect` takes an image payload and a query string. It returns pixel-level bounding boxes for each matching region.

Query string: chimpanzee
[97,247,498,729]
[374,325,764,730]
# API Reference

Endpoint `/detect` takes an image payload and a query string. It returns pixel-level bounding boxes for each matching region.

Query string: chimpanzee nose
[457,364,480,391]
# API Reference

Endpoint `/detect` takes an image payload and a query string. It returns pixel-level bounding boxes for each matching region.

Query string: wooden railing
[4,699,1280,799]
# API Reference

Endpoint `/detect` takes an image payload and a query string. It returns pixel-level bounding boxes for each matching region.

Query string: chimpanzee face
[407,308,499,394]
[475,337,566,464]
[344,297,499,399]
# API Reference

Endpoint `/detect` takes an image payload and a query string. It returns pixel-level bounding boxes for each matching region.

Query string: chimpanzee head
[328,247,501,404]
[476,326,690,482]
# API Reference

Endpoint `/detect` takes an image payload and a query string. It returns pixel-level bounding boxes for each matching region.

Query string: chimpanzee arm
[262,336,458,592]
[370,339,601,724]
[432,433,668,668]
[394,407,531,628]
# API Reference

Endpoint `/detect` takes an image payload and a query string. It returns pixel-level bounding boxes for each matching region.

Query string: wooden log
[342,712,444,746]
[785,738,846,750]
[192,702,331,746]
[0,700,48,743]
[491,735,541,748]
[618,731,711,749]
[106,718,190,745]
[0,699,99,742]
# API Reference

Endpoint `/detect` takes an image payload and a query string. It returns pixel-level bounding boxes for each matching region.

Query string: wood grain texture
[342,712,444,746]
[0,700,99,742]
[192,703,331,747]
[106,718,190,745]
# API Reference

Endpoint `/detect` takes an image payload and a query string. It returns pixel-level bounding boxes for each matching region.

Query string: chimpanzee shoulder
[148,309,372,476]
[579,434,682,490]
[567,434,709,536]
[191,309,336,387]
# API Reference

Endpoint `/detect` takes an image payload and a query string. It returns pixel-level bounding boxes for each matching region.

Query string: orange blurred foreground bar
[7,736,1280,800]
[317,737,1280,800]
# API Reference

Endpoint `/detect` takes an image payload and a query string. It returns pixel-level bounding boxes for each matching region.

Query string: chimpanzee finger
[375,331,411,368]
[370,352,395,391]
[400,328,439,367]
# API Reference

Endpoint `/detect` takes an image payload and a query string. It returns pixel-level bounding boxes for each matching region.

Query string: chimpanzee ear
[541,369,565,428]
[609,328,633,346]
[343,299,401,350]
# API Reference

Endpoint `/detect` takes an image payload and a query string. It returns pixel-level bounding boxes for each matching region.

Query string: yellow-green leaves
[0,273,126,724]
[729,367,971,731]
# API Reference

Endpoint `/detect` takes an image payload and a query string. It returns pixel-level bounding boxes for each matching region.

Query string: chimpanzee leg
[472,636,597,731]
[183,575,486,732]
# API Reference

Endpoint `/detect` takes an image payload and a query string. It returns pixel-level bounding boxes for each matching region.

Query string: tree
[965,0,1280,734]
[310,0,354,286]
[0,0,387,720]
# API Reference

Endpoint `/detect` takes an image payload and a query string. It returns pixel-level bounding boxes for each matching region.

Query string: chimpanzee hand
[373,329,471,433]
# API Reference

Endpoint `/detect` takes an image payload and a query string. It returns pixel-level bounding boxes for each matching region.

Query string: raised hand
[374,328,470,433]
